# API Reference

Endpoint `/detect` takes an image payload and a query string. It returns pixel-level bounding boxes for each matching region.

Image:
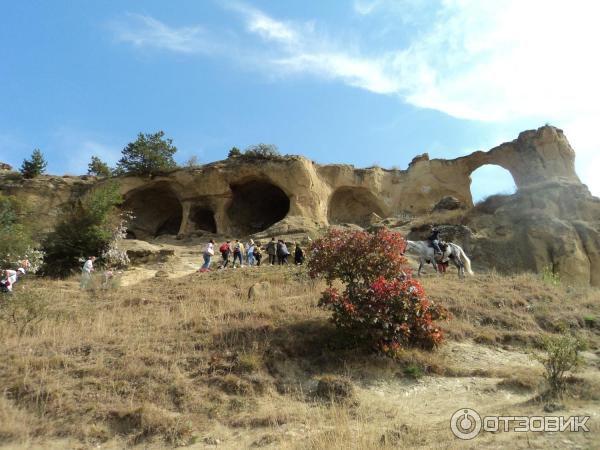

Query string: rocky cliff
[2,125,599,286]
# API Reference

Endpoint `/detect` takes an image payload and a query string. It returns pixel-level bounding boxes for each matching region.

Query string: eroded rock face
[466,182,600,287]
[1,125,598,286]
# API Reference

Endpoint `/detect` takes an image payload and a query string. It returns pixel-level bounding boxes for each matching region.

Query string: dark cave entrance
[122,183,183,240]
[226,180,290,234]
[190,206,217,234]
[328,187,385,226]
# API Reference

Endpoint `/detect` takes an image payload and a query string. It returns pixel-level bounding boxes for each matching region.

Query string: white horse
[404,240,473,278]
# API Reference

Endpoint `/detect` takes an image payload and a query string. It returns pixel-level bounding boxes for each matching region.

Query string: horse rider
[427,227,442,256]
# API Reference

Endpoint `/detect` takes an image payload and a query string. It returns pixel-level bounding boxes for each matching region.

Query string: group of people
[200,237,305,271]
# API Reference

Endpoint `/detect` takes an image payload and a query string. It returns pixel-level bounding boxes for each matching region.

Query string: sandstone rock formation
[1,125,599,286]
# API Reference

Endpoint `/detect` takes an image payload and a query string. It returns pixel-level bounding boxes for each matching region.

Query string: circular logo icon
[450,408,482,440]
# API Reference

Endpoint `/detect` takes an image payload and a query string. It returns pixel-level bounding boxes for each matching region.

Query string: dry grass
[0,267,599,448]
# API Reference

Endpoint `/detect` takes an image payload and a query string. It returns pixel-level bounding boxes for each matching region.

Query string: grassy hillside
[1,267,599,449]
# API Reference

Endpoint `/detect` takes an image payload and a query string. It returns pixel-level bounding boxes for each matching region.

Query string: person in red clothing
[219,241,231,268]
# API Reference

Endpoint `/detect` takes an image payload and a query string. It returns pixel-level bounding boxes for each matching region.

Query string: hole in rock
[226,180,290,233]
[470,165,516,204]
[122,183,183,239]
[190,206,217,233]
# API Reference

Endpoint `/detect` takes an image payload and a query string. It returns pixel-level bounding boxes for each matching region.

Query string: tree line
[18,132,282,179]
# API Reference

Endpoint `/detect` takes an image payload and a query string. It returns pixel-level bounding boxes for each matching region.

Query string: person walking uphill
[80,256,96,290]
[278,240,290,265]
[294,243,305,265]
[219,241,231,268]
[1,267,25,294]
[246,239,256,266]
[254,245,263,266]
[266,238,277,265]
[200,239,215,272]
[232,239,245,268]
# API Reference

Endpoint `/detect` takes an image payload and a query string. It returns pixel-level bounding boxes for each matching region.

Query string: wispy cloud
[51,127,122,175]
[224,2,400,94]
[109,2,600,194]
[353,0,383,16]
[109,13,215,54]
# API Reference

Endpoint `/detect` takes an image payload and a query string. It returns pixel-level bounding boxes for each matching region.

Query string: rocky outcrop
[465,182,600,287]
[1,125,598,286]
[1,126,579,237]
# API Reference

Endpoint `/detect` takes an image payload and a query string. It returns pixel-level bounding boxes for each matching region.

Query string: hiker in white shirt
[1,268,25,293]
[80,256,96,289]
[200,239,215,271]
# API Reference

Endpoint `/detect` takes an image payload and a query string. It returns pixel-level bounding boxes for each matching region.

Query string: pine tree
[115,131,178,176]
[228,147,241,158]
[20,149,47,178]
[87,156,112,177]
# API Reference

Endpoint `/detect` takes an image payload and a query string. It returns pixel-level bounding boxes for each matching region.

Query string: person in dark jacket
[266,238,277,265]
[294,243,305,265]
[254,245,263,266]
[427,228,442,255]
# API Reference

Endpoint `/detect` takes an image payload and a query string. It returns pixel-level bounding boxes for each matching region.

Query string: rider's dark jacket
[428,230,440,242]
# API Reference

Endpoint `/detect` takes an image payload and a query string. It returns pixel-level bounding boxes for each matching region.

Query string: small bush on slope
[309,228,449,356]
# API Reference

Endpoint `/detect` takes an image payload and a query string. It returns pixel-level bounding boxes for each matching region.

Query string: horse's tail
[456,245,474,275]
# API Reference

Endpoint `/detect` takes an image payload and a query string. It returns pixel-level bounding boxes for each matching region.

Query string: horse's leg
[454,257,464,278]
[418,259,424,276]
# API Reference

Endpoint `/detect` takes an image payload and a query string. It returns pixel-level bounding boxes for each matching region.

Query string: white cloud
[227,3,401,94]
[110,13,215,54]
[110,2,600,195]
[230,0,600,195]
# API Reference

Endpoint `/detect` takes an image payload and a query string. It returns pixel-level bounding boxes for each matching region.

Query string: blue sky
[1,0,598,201]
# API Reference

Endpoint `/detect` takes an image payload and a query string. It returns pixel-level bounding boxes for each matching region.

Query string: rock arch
[328,187,385,226]
[226,179,290,234]
[469,164,517,203]
[122,182,183,240]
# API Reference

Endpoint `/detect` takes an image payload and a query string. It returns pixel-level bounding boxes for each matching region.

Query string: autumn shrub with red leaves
[309,228,449,356]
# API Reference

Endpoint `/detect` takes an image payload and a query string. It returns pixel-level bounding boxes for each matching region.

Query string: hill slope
[1,268,599,449]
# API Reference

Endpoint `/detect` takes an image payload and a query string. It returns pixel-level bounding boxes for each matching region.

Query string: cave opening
[328,187,385,226]
[226,180,290,234]
[122,183,183,240]
[190,206,217,234]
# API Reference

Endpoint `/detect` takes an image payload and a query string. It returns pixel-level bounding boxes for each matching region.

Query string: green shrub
[537,334,584,398]
[403,362,425,379]
[241,143,282,160]
[0,194,37,269]
[87,155,112,177]
[0,288,49,337]
[541,265,560,286]
[41,183,123,277]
